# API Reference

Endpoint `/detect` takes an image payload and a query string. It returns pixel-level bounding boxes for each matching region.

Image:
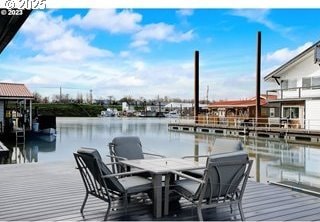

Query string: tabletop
[121,157,205,174]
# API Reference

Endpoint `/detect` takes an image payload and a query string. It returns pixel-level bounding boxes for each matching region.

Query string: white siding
[305,100,320,130]
[281,53,320,86]
[0,100,3,132]
[278,53,320,99]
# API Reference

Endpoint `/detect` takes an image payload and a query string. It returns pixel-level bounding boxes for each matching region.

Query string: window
[269,108,275,117]
[301,76,320,90]
[302,77,311,89]
[281,80,288,90]
[283,107,299,118]
[281,79,296,90]
[288,79,297,89]
[312,76,320,89]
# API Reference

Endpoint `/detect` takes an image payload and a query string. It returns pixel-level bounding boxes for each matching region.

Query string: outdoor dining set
[73,137,253,221]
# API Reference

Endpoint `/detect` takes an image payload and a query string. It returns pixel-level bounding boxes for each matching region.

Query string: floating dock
[168,122,320,143]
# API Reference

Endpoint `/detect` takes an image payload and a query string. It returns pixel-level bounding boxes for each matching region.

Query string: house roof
[209,95,276,108]
[264,40,320,81]
[0,10,32,54]
[0,83,33,99]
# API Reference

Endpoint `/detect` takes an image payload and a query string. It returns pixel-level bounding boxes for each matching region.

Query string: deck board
[1,161,320,221]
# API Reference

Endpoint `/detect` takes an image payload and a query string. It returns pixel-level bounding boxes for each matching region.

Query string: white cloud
[130,39,149,48]
[119,51,130,58]
[21,11,66,42]
[230,9,292,35]
[68,9,142,34]
[266,42,313,63]
[20,11,112,62]
[132,61,146,71]
[176,9,194,17]
[132,23,194,49]
[134,23,193,42]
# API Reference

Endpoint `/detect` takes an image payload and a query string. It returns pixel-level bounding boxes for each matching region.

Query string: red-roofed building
[208,95,277,118]
[0,83,34,133]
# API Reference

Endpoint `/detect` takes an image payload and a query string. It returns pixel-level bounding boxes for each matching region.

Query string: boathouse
[265,41,320,130]
[208,95,277,118]
[0,83,33,133]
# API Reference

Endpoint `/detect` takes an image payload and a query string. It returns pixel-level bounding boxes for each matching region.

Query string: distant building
[208,95,276,118]
[0,82,34,133]
[265,41,320,130]
[164,102,208,115]
[146,102,166,113]
[122,102,135,113]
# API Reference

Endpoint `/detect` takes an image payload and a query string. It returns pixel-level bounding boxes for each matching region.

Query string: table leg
[152,174,162,218]
[164,174,170,216]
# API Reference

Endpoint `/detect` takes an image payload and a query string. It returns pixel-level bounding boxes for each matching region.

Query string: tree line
[33,92,211,105]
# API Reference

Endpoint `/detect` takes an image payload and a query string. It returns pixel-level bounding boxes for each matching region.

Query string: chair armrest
[106,154,128,161]
[143,152,166,158]
[104,162,123,166]
[182,155,209,159]
[102,170,150,178]
[170,170,205,184]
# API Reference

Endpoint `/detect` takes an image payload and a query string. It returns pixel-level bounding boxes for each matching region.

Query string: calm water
[2,117,320,189]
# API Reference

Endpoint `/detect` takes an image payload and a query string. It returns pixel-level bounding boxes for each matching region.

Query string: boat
[165,111,180,118]
[41,128,56,135]
[99,108,116,117]
[138,111,165,117]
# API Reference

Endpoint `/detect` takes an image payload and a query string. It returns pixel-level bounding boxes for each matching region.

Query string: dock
[1,161,320,221]
[168,121,320,143]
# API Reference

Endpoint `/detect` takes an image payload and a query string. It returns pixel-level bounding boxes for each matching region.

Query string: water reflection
[2,135,56,164]
[1,117,320,190]
[246,139,320,189]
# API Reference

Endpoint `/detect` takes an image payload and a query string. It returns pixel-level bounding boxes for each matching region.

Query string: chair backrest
[197,151,252,203]
[110,136,144,160]
[74,148,124,194]
[212,138,243,155]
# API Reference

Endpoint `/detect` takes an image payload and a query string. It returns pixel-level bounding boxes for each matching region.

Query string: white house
[122,102,135,113]
[264,41,320,130]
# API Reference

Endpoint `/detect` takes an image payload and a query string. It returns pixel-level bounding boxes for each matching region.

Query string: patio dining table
[121,157,205,218]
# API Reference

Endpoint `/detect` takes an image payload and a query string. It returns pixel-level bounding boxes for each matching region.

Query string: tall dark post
[256,32,261,124]
[194,134,199,162]
[194,50,200,123]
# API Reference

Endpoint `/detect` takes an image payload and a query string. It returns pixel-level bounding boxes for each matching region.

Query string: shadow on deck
[0,161,320,221]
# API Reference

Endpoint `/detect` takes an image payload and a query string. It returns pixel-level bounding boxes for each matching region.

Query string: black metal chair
[74,147,153,220]
[108,136,165,174]
[182,138,244,178]
[171,151,253,221]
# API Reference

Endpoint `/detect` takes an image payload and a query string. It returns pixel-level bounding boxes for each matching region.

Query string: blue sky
[1,9,320,101]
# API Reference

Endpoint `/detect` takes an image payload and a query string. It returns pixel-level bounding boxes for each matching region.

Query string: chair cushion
[118,176,152,194]
[212,138,243,155]
[112,136,144,160]
[174,179,201,198]
[77,147,125,193]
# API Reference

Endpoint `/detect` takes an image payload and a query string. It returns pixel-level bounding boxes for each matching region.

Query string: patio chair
[171,151,253,221]
[108,136,165,174]
[74,147,153,220]
[182,138,244,178]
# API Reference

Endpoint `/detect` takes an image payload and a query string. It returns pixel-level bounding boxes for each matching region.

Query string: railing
[266,85,320,100]
[170,115,320,131]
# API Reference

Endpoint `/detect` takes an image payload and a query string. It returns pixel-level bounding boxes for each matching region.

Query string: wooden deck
[1,161,320,221]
